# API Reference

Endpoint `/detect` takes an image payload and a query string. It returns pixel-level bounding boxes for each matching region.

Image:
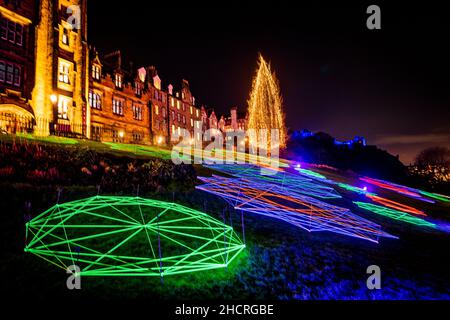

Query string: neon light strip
[419,190,450,203]
[354,202,435,228]
[360,177,421,198]
[294,168,327,180]
[337,183,376,196]
[359,176,440,204]
[366,194,426,216]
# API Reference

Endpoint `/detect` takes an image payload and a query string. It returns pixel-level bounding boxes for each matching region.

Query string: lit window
[92,65,101,80]
[153,76,161,90]
[112,129,124,143]
[2,20,23,46]
[182,115,186,124]
[15,23,23,46]
[6,63,13,84]
[133,104,143,120]
[177,113,181,123]
[58,60,70,84]
[57,96,69,119]
[132,131,143,142]
[162,107,166,117]
[190,106,193,114]
[171,97,174,107]
[155,105,159,115]
[0,18,7,41]
[88,90,101,109]
[190,118,193,127]
[171,125,175,134]
[0,18,23,47]
[171,110,175,120]
[115,74,122,88]
[177,100,180,109]
[112,98,124,115]
[135,82,142,96]
[7,20,15,43]
[62,28,69,45]
[196,109,199,117]
[0,61,21,87]
[0,61,5,82]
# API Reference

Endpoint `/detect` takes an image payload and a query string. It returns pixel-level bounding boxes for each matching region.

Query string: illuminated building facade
[225,106,247,131]
[200,106,248,134]
[0,0,245,146]
[88,48,204,145]
[0,0,37,132]
[88,50,151,144]
[167,79,202,145]
[33,0,89,137]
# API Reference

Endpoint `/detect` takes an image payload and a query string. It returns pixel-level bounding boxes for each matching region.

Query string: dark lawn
[1,183,449,301]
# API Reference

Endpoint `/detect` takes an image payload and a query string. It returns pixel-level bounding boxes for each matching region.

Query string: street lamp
[50,94,58,104]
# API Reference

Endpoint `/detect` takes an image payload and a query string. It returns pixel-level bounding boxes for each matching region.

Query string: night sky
[88,2,450,164]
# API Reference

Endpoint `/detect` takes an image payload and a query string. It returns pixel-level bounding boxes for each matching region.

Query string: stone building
[0,0,245,146]
[224,106,247,131]
[199,105,247,133]
[31,0,89,137]
[88,49,152,144]
[0,0,37,132]
[167,79,202,145]
[88,48,203,146]
[1,0,90,137]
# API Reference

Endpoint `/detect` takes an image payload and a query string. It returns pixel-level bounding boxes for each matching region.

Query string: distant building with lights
[293,129,367,148]
[0,0,246,145]
[334,135,367,147]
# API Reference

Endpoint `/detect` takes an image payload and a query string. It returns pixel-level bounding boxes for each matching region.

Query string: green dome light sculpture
[25,196,245,277]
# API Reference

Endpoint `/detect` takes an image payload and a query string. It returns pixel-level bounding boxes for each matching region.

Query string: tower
[230,106,238,131]
[31,0,89,137]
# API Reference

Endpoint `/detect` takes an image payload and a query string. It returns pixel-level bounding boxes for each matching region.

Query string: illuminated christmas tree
[247,54,287,151]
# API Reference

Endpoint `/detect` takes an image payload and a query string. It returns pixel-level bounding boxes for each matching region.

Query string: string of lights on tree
[247,54,287,151]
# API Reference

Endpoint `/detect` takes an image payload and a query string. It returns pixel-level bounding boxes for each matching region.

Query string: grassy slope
[1,134,450,300]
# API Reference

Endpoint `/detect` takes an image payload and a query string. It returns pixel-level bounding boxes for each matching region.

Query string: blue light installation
[197,175,396,243]
[206,164,342,199]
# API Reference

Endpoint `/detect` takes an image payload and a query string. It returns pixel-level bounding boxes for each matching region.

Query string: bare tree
[414,147,450,167]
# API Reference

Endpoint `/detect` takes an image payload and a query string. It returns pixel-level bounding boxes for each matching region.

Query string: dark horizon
[88,2,450,164]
